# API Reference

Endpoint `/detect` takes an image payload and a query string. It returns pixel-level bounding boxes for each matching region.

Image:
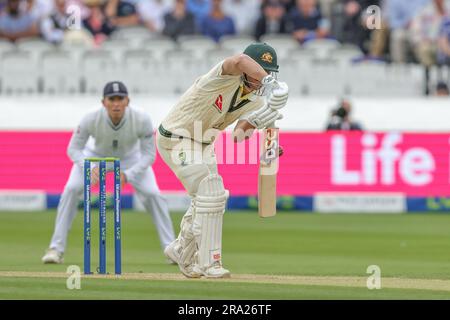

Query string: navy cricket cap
[103,81,128,98]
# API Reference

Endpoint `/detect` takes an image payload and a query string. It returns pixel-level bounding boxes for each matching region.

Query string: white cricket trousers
[49,161,175,254]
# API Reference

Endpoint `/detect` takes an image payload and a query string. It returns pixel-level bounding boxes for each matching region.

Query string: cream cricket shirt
[160,61,265,144]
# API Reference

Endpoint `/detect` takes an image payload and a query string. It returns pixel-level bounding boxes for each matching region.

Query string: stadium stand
[0,0,446,97]
[0,33,431,97]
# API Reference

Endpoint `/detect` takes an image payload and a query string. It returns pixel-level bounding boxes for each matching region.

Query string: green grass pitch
[0,210,449,299]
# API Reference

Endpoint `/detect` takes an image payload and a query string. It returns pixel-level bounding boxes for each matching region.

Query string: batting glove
[268,82,289,110]
[260,74,278,95]
[243,105,283,129]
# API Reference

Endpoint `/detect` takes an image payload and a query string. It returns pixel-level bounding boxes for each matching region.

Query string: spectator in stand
[163,0,196,40]
[434,81,450,95]
[410,0,450,67]
[187,0,210,28]
[200,0,235,42]
[104,0,139,29]
[0,0,40,42]
[222,0,260,35]
[261,0,295,12]
[326,98,363,131]
[40,0,70,43]
[384,0,429,63]
[57,0,94,46]
[286,0,330,44]
[65,0,90,19]
[276,0,295,12]
[26,0,54,22]
[82,0,114,45]
[135,0,171,33]
[318,0,335,19]
[438,13,450,64]
[255,0,287,41]
[341,0,379,54]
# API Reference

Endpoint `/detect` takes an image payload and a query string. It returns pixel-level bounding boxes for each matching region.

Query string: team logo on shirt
[213,95,223,112]
[261,52,273,63]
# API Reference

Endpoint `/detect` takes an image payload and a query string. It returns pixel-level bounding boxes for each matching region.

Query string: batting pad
[193,174,229,269]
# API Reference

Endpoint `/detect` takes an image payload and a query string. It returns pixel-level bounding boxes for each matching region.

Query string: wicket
[84,157,121,275]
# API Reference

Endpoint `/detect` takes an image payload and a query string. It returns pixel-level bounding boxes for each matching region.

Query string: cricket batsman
[158,43,289,278]
[42,81,176,264]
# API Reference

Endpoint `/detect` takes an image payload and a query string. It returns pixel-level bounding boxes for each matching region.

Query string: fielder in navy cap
[41,80,176,265]
[103,81,129,98]
[101,81,130,126]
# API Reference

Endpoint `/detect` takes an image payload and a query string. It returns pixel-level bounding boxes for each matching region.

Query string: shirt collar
[238,84,257,101]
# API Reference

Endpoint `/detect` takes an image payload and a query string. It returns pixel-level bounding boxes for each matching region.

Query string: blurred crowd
[2,0,450,67]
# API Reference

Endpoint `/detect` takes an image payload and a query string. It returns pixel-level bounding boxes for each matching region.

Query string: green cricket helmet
[243,43,279,73]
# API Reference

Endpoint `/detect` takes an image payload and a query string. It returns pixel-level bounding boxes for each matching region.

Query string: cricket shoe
[179,263,202,279]
[164,241,201,278]
[41,248,64,264]
[193,261,231,279]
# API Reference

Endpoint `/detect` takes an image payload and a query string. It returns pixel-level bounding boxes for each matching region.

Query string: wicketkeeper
[42,81,176,264]
[158,43,289,278]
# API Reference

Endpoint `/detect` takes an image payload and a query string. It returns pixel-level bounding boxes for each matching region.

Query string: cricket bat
[258,124,279,218]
